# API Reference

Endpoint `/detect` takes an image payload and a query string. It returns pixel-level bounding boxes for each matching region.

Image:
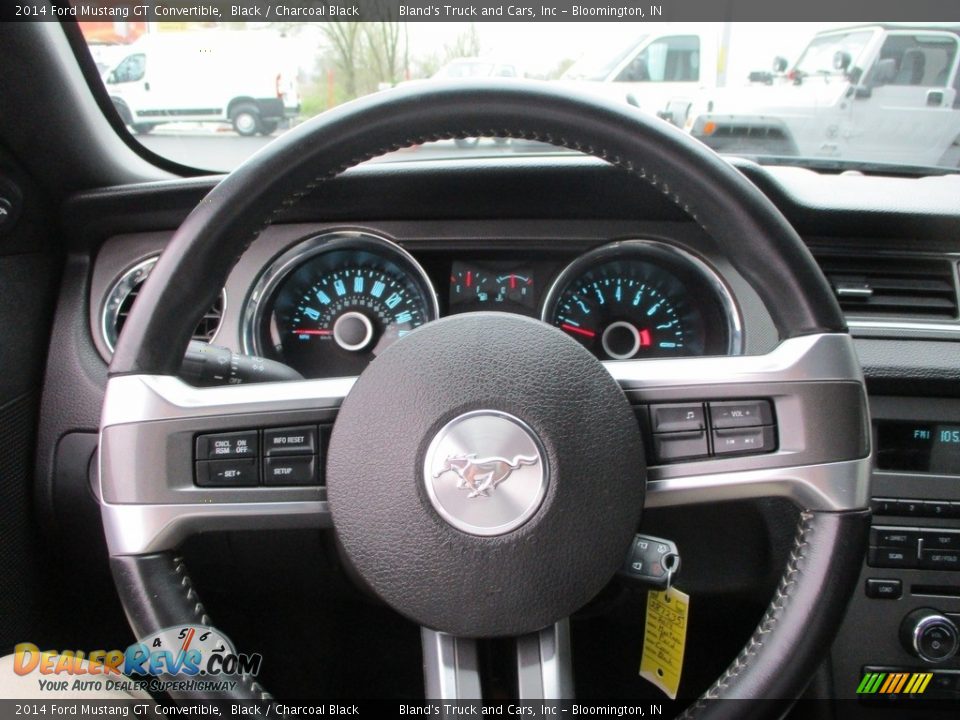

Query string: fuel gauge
[450,264,491,305]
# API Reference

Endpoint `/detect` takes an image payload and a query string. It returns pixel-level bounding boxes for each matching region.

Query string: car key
[618,534,681,590]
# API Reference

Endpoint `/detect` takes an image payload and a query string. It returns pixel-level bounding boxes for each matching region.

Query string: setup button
[263,456,318,486]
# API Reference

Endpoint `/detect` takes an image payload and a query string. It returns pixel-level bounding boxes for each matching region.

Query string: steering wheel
[99,82,871,717]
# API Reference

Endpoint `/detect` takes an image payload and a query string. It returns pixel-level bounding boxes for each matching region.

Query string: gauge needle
[561,323,596,339]
[294,329,332,336]
[180,627,195,653]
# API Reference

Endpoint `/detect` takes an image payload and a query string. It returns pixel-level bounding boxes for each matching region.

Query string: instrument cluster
[243,230,742,379]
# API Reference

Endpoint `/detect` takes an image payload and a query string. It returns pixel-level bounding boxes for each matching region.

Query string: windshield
[562,36,649,81]
[81,18,960,174]
[794,30,874,76]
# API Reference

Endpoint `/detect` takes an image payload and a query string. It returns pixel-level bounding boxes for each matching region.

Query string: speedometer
[542,240,742,360]
[244,231,439,378]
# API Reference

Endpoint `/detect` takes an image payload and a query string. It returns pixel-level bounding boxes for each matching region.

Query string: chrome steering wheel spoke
[98,375,353,555]
[420,620,574,701]
[609,332,871,512]
[98,332,869,557]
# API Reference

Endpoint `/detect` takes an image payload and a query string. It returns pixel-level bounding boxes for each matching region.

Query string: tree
[320,22,364,98]
[444,22,481,61]
[364,22,404,87]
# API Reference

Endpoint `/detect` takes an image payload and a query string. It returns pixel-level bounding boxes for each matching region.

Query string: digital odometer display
[876,421,960,475]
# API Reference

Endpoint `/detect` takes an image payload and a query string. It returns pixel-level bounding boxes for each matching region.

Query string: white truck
[104,32,300,137]
[689,25,960,168]
[558,25,739,125]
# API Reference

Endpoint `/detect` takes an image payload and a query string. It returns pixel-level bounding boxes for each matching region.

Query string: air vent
[102,257,226,353]
[814,254,959,320]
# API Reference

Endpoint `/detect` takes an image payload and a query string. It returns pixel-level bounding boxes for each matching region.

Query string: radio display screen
[876,421,960,474]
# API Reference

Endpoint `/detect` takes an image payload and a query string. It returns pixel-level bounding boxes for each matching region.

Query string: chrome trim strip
[240,229,441,358]
[102,501,329,557]
[101,334,859,429]
[421,629,482,700]
[100,374,355,427]
[606,332,863,387]
[540,239,744,357]
[98,333,868,556]
[849,319,960,335]
[645,458,870,512]
[517,619,574,700]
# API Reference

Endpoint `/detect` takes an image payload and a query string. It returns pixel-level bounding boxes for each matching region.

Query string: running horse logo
[433,453,540,498]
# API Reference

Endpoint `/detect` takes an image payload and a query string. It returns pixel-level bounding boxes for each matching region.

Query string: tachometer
[244,232,438,378]
[542,241,742,360]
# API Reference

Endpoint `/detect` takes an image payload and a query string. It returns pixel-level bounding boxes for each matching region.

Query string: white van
[558,26,737,124]
[105,32,300,136]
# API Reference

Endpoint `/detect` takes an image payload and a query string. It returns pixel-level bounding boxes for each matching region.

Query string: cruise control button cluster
[195,426,325,487]
[639,399,776,464]
[195,458,258,487]
[196,431,258,460]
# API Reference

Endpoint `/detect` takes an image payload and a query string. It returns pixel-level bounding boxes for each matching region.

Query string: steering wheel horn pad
[326,313,644,637]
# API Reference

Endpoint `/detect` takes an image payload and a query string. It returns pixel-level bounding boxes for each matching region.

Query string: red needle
[294,329,332,335]
[561,323,596,339]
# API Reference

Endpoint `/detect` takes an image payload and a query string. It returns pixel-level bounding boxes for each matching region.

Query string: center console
[831,396,960,706]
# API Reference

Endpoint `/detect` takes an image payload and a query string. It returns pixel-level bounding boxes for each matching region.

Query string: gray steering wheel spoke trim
[108,82,843,379]
[98,333,870,557]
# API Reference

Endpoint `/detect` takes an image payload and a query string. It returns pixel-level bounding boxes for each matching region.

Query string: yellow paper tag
[639,586,689,700]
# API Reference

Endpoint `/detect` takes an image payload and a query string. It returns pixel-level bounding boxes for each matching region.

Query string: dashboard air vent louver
[102,257,225,353]
[814,253,959,320]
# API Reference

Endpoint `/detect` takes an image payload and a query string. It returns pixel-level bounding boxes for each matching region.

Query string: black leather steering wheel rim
[110,81,844,378]
[104,82,869,714]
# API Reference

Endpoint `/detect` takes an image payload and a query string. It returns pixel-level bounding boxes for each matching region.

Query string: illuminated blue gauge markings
[547,258,707,360]
[266,250,436,379]
[288,266,426,344]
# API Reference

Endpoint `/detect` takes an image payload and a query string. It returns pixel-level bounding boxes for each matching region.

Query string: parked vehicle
[689,25,960,168]
[105,31,300,136]
[559,25,739,124]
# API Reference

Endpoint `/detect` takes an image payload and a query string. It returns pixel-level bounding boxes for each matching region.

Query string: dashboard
[31,155,960,709]
[88,220,764,381]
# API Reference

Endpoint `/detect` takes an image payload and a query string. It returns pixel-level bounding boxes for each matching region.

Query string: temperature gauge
[493,273,535,308]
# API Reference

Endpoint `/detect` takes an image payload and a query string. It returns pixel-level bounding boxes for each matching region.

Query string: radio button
[871,526,920,549]
[865,578,902,600]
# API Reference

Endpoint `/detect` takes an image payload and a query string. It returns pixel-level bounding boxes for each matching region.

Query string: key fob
[619,534,681,590]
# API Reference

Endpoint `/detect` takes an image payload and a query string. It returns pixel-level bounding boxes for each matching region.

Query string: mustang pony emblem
[433,453,540,498]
